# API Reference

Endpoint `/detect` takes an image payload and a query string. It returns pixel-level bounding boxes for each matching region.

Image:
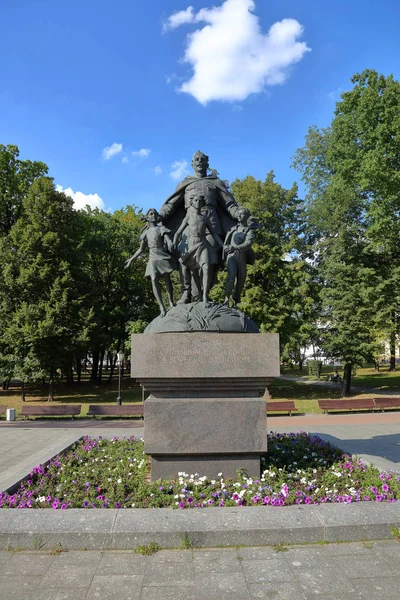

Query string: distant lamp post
[116,351,124,405]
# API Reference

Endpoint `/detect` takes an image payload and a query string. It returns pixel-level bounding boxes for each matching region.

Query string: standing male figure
[159,150,241,303]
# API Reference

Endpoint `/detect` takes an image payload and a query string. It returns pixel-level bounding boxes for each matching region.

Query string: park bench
[20,405,82,420]
[318,399,375,414]
[87,404,144,419]
[372,397,400,411]
[267,401,297,416]
[0,405,7,417]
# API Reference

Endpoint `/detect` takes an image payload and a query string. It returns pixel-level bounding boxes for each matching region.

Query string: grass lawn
[282,364,400,390]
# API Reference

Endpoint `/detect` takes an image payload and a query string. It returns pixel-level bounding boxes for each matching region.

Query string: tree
[80,206,156,382]
[295,70,400,372]
[293,69,400,389]
[0,144,48,235]
[218,172,314,352]
[0,177,88,399]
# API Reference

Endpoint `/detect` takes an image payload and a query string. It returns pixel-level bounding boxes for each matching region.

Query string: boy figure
[173,192,224,307]
[223,207,255,308]
[125,208,177,317]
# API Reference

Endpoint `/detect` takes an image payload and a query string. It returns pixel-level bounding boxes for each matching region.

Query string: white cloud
[164,6,196,31]
[132,148,151,158]
[102,142,123,160]
[122,156,129,164]
[164,0,311,104]
[56,185,105,211]
[154,166,162,176]
[170,160,189,180]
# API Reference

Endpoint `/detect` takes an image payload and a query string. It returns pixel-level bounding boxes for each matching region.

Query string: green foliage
[135,542,161,555]
[293,69,400,392]
[211,172,318,357]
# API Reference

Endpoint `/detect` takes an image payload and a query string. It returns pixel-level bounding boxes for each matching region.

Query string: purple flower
[52,500,59,509]
[115,502,121,509]
[382,484,389,492]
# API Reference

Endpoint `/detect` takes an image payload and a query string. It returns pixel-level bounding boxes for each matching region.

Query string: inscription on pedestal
[131,333,279,379]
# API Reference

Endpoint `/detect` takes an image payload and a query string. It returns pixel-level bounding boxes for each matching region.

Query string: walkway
[0,541,398,599]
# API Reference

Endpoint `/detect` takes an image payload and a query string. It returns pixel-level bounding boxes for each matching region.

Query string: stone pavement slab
[0,541,399,600]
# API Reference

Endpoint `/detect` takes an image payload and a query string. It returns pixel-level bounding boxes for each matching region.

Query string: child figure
[223,207,255,308]
[125,208,177,317]
[173,192,224,307]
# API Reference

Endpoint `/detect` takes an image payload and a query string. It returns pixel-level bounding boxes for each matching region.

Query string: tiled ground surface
[0,540,399,600]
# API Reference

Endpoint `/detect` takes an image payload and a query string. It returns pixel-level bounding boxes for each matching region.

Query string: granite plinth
[131,332,279,481]
[145,397,267,455]
[151,455,262,480]
[131,333,280,381]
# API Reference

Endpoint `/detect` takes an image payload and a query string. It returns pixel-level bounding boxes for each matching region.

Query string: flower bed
[0,432,399,509]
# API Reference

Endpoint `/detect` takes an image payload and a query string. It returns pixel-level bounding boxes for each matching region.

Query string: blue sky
[1,0,400,212]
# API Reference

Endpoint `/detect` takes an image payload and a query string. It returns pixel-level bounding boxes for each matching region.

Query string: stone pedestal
[131,332,280,480]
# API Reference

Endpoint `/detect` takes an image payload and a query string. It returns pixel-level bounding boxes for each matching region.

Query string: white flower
[218,472,223,477]
[131,503,135,507]
[117,478,122,484]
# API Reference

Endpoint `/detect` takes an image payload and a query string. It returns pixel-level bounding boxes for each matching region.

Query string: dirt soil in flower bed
[0,433,399,510]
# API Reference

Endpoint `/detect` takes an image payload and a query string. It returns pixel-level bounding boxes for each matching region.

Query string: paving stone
[193,550,241,574]
[297,568,364,597]
[96,551,147,575]
[241,558,297,583]
[248,581,307,599]
[38,563,99,588]
[149,549,194,563]
[141,586,199,600]
[333,554,397,578]
[237,547,286,561]
[0,574,44,598]
[0,551,55,575]
[193,572,250,600]
[14,590,89,600]
[350,576,400,599]
[86,575,142,600]
[51,550,103,565]
[142,560,194,586]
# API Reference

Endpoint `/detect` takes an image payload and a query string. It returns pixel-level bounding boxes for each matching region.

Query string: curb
[0,502,399,550]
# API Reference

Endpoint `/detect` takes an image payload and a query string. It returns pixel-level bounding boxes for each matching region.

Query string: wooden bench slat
[373,397,400,409]
[267,401,297,415]
[20,405,82,416]
[318,400,375,412]
[87,405,144,417]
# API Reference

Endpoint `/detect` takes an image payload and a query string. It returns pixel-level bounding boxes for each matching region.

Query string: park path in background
[280,374,400,395]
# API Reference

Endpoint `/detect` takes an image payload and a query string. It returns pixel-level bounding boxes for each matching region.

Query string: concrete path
[280,374,400,395]
[0,541,398,599]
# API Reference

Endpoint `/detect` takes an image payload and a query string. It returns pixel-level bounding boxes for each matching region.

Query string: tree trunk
[389,319,396,371]
[21,381,26,402]
[299,358,303,371]
[374,360,380,372]
[48,378,54,402]
[341,363,352,397]
[98,349,105,384]
[76,353,82,384]
[91,350,99,382]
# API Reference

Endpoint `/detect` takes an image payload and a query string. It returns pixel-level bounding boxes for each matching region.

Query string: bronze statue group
[125,151,256,317]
